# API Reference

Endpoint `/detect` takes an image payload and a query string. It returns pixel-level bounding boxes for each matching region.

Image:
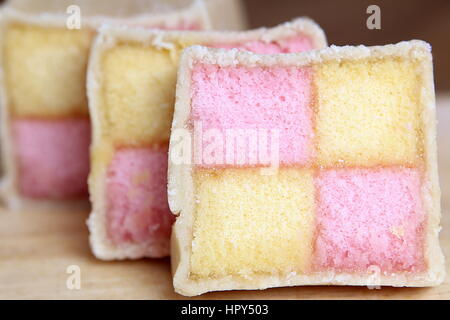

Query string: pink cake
[87,19,327,260]
[168,42,445,296]
[210,35,314,54]
[314,167,425,273]
[12,119,90,199]
[105,147,174,257]
[191,64,314,166]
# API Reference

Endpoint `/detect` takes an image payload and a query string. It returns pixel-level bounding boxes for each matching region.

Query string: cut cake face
[0,0,246,210]
[168,41,445,296]
[86,18,327,260]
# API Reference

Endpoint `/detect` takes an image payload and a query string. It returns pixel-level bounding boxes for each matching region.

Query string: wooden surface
[1,95,450,300]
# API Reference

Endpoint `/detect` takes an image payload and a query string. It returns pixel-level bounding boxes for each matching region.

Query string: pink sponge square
[314,167,426,274]
[106,147,174,257]
[211,35,314,54]
[190,64,314,167]
[12,118,90,199]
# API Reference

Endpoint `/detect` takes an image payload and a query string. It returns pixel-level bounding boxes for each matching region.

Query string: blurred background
[244,0,450,92]
[1,0,448,90]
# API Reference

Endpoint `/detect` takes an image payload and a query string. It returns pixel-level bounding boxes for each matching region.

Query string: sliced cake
[0,0,246,211]
[86,18,326,260]
[168,42,445,296]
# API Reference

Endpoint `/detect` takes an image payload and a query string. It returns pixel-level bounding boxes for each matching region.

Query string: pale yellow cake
[168,42,444,296]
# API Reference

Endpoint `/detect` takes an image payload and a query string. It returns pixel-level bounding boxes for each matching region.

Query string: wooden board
[1,95,450,300]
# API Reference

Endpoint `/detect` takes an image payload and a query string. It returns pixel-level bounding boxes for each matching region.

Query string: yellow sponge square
[315,58,423,167]
[190,168,315,279]
[102,44,182,145]
[4,24,93,117]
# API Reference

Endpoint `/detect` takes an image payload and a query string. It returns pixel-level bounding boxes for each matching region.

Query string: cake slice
[0,0,246,211]
[86,18,326,260]
[168,41,445,296]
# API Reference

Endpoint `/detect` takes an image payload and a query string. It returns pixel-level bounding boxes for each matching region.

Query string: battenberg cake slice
[0,0,246,211]
[86,18,326,260]
[168,42,445,296]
